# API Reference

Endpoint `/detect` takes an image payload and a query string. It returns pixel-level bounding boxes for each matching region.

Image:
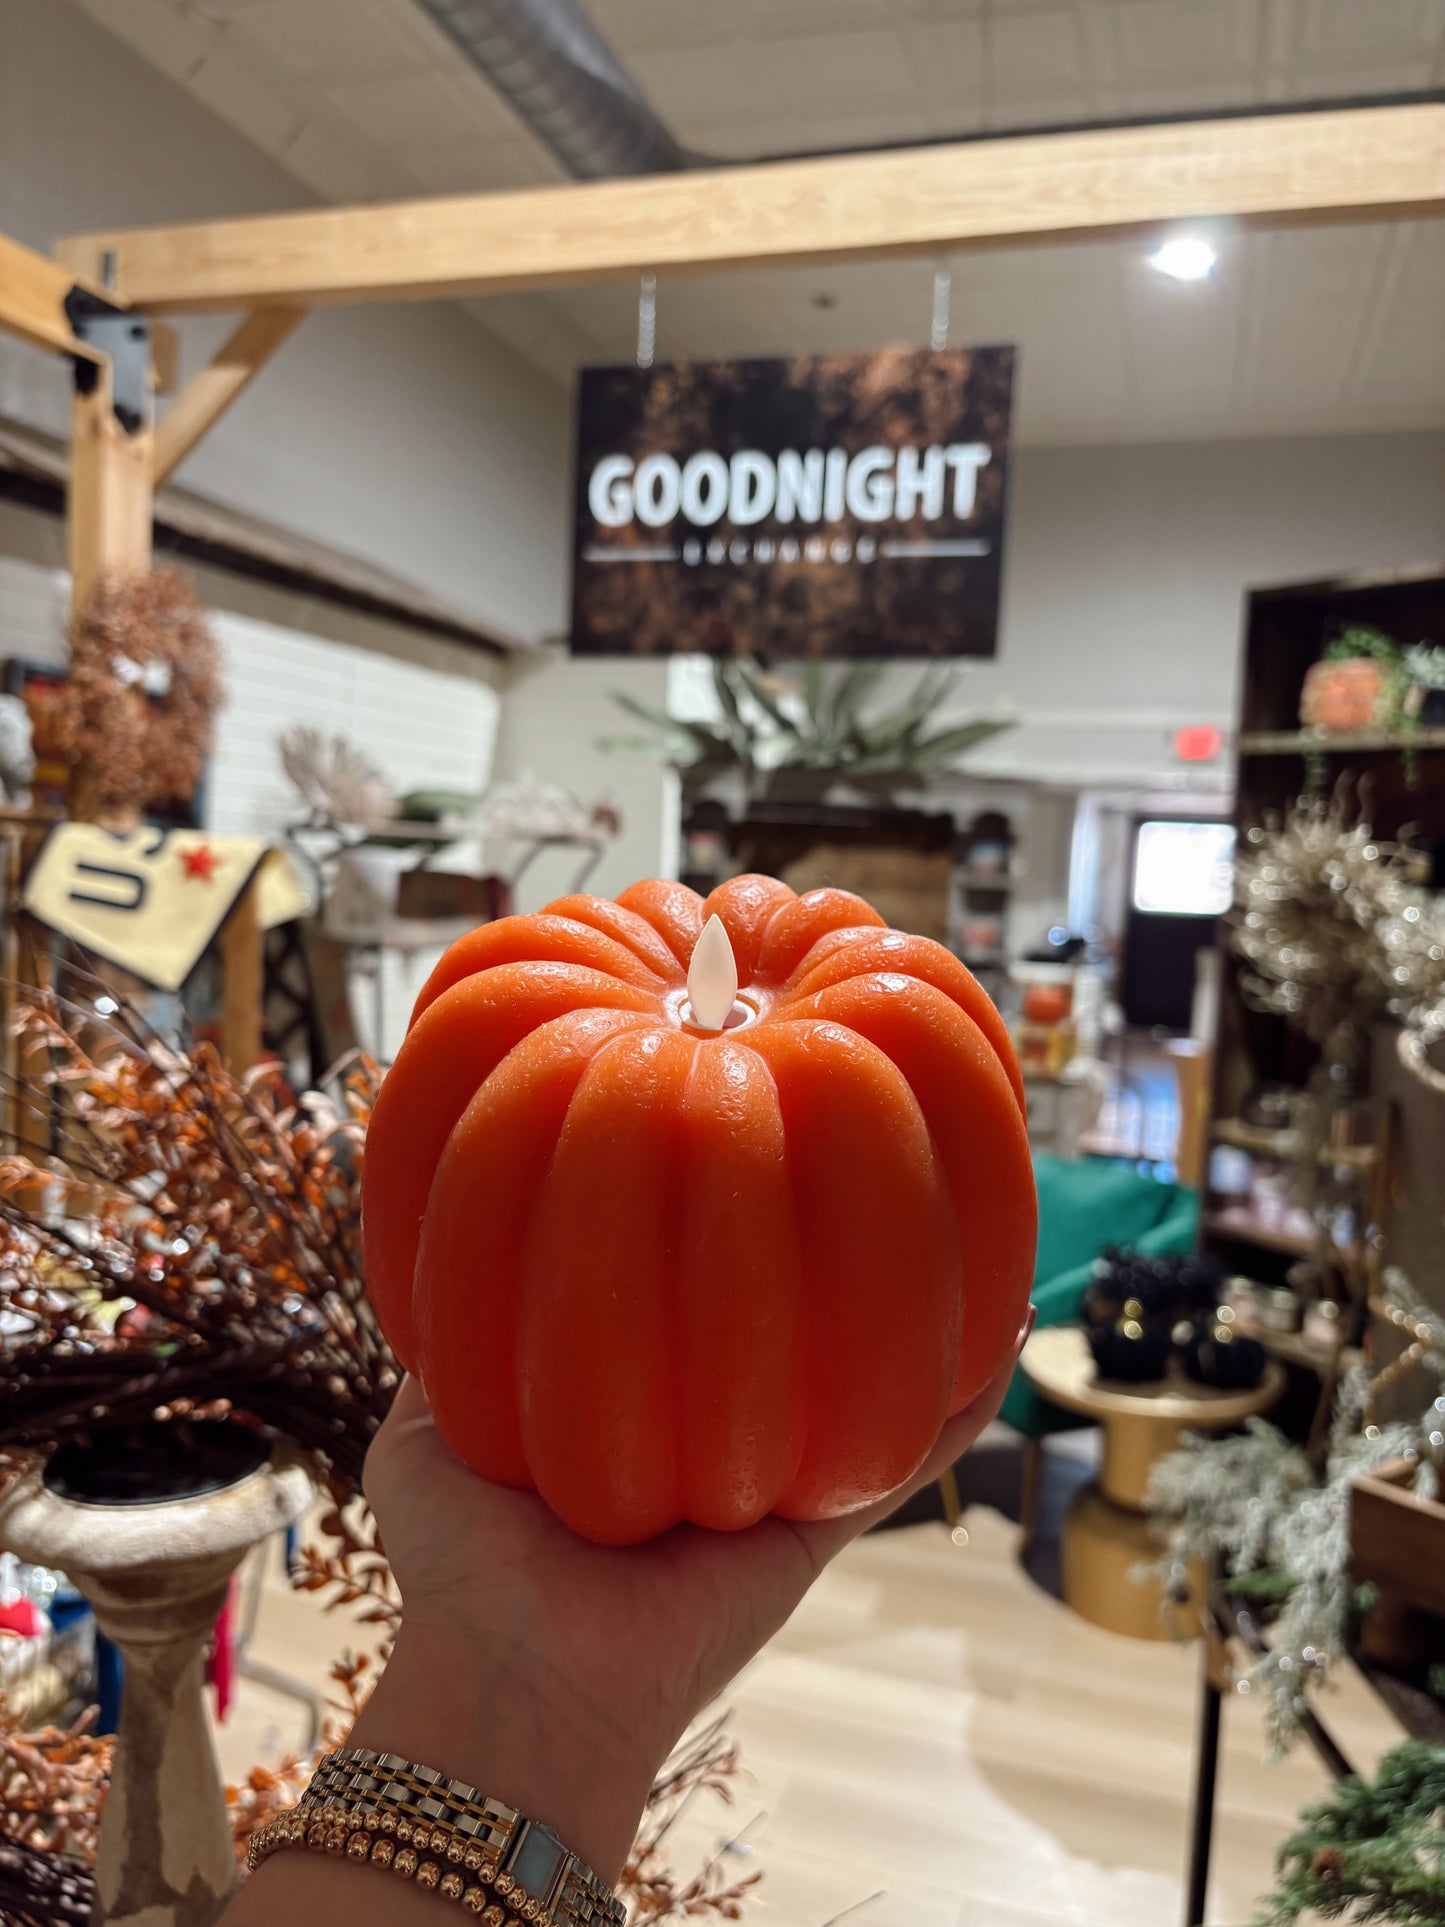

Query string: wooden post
[68,358,154,613]
[67,357,155,825]
[218,876,263,1074]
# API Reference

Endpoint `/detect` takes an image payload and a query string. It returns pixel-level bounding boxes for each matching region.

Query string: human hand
[355,1307,1034,1886]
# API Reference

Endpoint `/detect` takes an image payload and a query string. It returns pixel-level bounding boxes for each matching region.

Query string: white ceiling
[76,0,1445,444]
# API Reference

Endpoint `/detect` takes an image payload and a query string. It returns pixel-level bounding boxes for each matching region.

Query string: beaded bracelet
[247,1746,625,1926]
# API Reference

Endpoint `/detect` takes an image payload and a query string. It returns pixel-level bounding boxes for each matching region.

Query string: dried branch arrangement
[623,1712,761,1924]
[0,1704,110,1927]
[0,1701,109,1861]
[0,1650,754,1927]
[290,1502,401,1639]
[0,975,395,1495]
[0,977,760,1925]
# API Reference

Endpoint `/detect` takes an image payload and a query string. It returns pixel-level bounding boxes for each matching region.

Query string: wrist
[348,1624,661,1888]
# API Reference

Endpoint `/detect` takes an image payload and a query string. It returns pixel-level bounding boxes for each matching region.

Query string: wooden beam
[152,307,305,486]
[68,361,153,612]
[0,232,107,359]
[54,104,1445,314]
[0,231,178,382]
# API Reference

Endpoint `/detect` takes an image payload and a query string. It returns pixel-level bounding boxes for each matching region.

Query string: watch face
[509,1823,566,1904]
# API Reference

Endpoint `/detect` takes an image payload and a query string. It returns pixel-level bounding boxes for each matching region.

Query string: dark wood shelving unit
[1210,1117,1377,1170]
[1203,566,1445,1300]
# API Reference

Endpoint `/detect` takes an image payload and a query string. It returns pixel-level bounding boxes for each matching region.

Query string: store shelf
[1212,1117,1377,1170]
[1245,1325,1365,1377]
[1237,726,1445,756]
[958,869,1013,890]
[1205,1208,1366,1267]
[1202,1209,1316,1257]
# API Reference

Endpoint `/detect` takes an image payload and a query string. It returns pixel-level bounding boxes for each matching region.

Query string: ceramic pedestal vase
[0,1423,311,1927]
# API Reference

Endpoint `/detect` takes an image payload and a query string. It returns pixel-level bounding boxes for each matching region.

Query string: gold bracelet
[247,1746,625,1927]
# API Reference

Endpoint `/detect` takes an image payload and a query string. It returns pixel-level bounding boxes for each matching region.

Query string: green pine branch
[1255,1742,1445,1926]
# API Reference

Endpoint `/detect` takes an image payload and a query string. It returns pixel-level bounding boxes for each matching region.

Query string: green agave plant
[600,659,1011,780]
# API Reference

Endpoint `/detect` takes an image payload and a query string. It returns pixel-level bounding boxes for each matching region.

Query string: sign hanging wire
[930,263,952,353]
[637,273,658,368]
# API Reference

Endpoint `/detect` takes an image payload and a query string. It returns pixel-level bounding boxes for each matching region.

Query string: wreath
[60,568,223,817]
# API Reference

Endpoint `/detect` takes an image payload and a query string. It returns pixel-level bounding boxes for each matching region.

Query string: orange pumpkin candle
[362,874,1035,1545]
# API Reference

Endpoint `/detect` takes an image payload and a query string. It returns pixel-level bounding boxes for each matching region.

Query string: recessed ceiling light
[1147,236,1217,281]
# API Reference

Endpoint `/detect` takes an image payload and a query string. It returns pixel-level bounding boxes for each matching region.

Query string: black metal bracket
[63,286,151,435]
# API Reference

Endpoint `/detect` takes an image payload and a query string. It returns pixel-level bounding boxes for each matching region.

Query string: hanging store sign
[570,345,1014,659]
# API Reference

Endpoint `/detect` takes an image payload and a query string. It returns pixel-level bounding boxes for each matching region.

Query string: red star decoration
[180,842,221,882]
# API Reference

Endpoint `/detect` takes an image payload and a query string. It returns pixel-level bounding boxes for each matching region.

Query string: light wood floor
[219,1454,1400,1927]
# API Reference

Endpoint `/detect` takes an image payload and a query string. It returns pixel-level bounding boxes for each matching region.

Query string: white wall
[939,430,1445,787]
[669,429,1445,794]
[0,0,571,644]
[491,652,678,912]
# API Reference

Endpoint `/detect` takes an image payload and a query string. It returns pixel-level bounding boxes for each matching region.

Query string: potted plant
[1403,641,1445,727]
[600,658,1012,808]
[1299,625,1407,736]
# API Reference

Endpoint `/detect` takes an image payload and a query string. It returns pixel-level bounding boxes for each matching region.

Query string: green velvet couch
[999,1152,1198,1441]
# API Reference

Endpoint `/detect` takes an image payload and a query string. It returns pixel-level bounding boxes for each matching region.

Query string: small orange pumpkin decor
[363,874,1035,1544]
[1021,981,1072,1026]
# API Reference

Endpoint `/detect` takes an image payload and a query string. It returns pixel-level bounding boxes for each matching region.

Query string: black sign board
[570,346,1013,659]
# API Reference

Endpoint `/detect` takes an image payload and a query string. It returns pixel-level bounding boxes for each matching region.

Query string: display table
[1019,1326,1284,1640]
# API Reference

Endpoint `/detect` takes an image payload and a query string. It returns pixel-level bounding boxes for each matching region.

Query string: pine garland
[1147,1270,1445,1752]
[1255,1741,1445,1925]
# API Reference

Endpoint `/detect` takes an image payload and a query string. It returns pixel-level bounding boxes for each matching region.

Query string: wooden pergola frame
[0,97,1439,1073]
[1,100,1440,616]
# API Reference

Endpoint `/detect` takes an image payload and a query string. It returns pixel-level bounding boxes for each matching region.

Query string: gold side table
[1020,1325,1284,1641]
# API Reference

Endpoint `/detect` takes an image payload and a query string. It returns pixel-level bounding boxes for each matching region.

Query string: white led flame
[687,914,738,1031]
